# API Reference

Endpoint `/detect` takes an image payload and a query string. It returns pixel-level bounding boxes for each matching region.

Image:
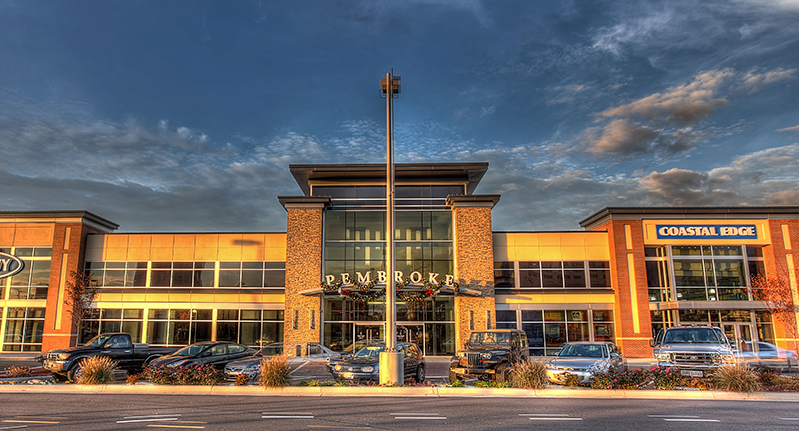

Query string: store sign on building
[0,251,24,280]
[655,224,758,239]
[325,271,456,286]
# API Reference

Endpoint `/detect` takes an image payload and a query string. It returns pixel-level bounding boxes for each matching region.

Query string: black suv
[449,329,529,383]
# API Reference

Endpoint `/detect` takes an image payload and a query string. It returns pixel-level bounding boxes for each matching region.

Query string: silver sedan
[545,342,626,384]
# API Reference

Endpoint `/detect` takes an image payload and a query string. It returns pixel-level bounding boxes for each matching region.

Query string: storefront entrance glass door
[397,324,424,348]
[723,323,754,353]
[354,324,383,352]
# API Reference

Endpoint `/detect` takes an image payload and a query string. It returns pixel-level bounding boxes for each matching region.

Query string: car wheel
[414,365,425,383]
[493,364,509,383]
[448,369,460,384]
[67,363,83,382]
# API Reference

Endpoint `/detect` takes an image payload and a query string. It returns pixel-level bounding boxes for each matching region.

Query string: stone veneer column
[449,195,500,352]
[282,198,328,356]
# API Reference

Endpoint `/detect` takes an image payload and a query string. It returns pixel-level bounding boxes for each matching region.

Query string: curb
[1,384,798,401]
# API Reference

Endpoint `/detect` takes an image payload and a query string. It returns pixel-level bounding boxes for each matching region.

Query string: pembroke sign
[0,251,24,280]
[656,224,758,239]
[325,271,456,286]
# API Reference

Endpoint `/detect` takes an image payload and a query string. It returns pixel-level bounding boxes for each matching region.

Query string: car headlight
[588,362,609,373]
[721,354,735,363]
[458,352,467,358]
[335,364,342,371]
[481,353,492,360]
[57,353,71,360]
[361,366,374,373]
[243,365,258,372]
[655,352,670,361]
[545,362,557,370]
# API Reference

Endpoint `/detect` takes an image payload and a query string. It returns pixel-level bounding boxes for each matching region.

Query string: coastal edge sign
[656,224,758,240]
[0,251,24,280]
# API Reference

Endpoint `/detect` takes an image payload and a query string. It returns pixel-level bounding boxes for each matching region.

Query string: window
[505,308,615,356]
[499,260,612,290]
[664,245,750,302]
[147,309,212,345]
[4,247,52,300]
[219,262,285,288]
[216,309,284,347]
[79,309,144,344]
[3,307,45,351]
[86,261,147,288]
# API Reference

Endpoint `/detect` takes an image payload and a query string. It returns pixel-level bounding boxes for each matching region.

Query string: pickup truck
[651,325,735,377]
[43,333,178,380]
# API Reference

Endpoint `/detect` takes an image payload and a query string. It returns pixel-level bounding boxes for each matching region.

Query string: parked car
[225,342,339,380]
[449,329,529,383]
[737,341,798,369]
[43,333,178,381]
[329,343,425,383]
[651,326,735,377]
[149,341,256,369]
[545,341,626,385]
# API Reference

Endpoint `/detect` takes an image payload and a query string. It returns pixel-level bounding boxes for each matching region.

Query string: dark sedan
[329,343,425,383]
[149,342,256,369]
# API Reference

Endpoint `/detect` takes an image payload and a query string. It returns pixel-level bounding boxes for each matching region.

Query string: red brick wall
[589,220,652,358]
[765,220,799,351]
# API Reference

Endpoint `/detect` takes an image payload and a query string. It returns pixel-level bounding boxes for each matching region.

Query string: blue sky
[1,0,798,232]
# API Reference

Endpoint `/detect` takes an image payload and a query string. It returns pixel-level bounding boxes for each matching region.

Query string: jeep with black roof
[449,329,529,383]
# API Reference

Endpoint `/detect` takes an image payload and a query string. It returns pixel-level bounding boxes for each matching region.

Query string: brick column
[281,197,329,356]
[448,195,500,352]
[594,220,652,358]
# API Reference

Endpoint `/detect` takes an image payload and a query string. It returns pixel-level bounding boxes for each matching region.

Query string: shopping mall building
[1,163,797,358]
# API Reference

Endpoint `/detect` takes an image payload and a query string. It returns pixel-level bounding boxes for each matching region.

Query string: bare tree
[63,270,98,344]
[749,270,799,358]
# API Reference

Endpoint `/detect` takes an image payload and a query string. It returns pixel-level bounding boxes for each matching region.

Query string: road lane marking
[263,416,315,419]
[390,413,440,416]
[264,412,314,415]
[123,415,182,419]
[782,418,799,421]
[648,415,699,418]
[13,417,68,420]
[145,426,204,430]
[663,419,720,422]
[0,426,28,430]
[1,421,59,424]
[306,426,370,430]
[116,418,180,424]
[393,417,447,420]
[528,418,583,421]
[520,414,570,417]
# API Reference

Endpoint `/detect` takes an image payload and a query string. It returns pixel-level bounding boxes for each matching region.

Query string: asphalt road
[1,393,798,431]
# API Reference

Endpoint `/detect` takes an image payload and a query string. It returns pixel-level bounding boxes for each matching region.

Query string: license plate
[340,372,354,379]
[680,370,703,377]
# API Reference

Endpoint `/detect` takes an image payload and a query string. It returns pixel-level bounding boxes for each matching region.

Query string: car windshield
[259,345,283,356]
[469,332,510,345]
[663,328,722,344]
[173,344,210,357]
[558,344,606,358]
[84,334,114,348]
[353,346,384,358]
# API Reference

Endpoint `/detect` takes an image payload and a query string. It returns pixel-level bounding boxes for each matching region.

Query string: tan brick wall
[283,207,323,355]
[452,206,496,351]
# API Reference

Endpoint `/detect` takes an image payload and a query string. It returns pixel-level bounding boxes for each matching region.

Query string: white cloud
[777,124,799,132]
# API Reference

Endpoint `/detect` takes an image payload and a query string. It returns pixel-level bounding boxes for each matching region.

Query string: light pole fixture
[379,69,403,385]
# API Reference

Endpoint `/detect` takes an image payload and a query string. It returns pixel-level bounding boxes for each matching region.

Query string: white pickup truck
[651,326,735,377]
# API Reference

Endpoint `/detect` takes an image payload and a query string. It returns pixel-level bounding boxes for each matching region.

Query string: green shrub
[475,380,509,388]
[6,366,32,378]
[259,355,291,388]
[76,356,118,385]
[449,379,465,388]
[510,358,548,389]
[126,373,141,385]
[141,364,223,385]
[564,374,581,388]
[591,368,652,390]
[713,364,760,393]
[235,374,250,386]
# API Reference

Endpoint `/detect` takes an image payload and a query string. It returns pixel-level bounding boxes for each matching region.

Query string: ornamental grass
[6,366,32,378]
[76,356,118,385]
[510,358,548,389]
[712,363,760,393]
[259,355,291,388]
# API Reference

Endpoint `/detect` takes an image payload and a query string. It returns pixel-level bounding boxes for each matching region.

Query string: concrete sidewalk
[1,382,798,402]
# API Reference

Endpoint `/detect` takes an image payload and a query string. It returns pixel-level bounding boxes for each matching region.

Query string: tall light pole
[379,69,403,385]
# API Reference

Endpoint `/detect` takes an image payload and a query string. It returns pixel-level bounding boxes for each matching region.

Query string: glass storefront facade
[496,309,615,356]
[319,184,459,356]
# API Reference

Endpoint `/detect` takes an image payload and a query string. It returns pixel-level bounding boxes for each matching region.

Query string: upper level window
[313,185,464,209]
[495,261,611,290]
